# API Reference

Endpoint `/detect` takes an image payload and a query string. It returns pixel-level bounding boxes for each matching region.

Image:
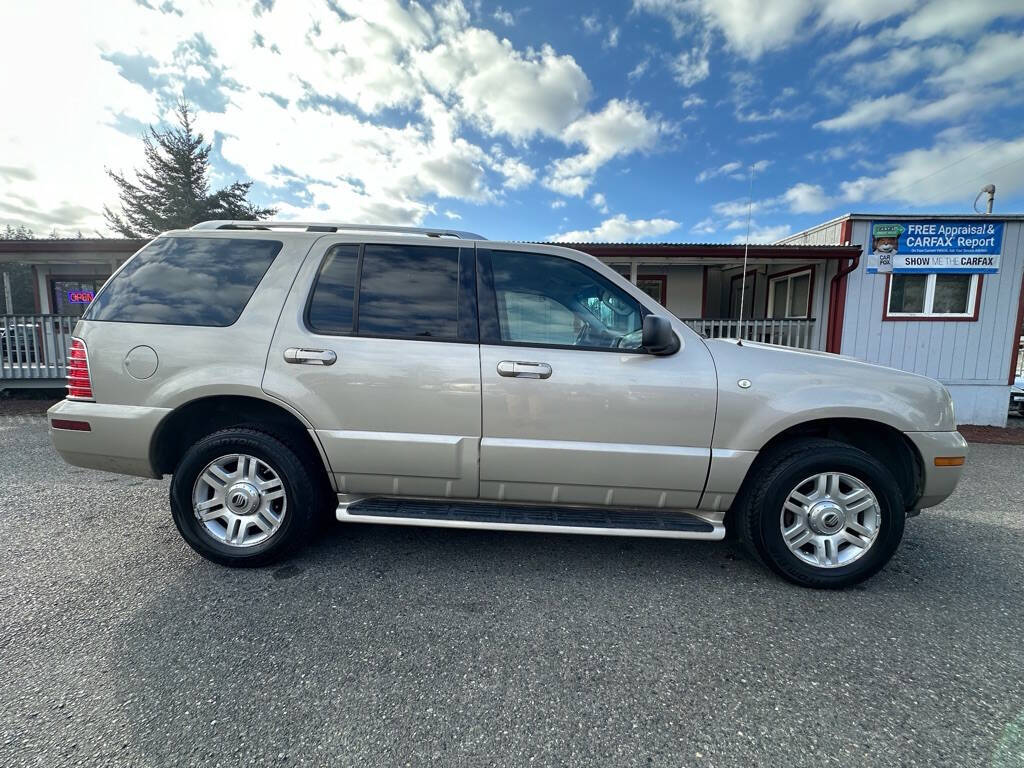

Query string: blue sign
[867,220,1003,274]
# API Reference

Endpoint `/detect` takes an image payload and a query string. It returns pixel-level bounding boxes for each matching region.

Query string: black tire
[735,438,906,589]
[170,427,320,567]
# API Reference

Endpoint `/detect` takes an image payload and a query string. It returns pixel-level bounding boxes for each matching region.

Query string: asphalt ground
[1,412,1022,767]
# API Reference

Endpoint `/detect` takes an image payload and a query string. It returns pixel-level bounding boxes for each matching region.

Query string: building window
[885,273,980,319]
[728,271,755,319]
[636,275,667,305]
[767,269,813,319]
[50,277,109,317]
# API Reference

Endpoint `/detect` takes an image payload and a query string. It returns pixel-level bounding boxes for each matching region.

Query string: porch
[571,241,859,353]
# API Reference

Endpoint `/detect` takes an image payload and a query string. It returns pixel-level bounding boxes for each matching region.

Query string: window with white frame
[767,269,812,319]
[886,273,979,318]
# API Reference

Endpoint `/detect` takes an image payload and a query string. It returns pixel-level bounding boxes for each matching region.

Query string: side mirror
[642,315,679,356]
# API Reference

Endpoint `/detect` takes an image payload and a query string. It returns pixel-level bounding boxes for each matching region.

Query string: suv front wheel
[736,439,906,589]
[170,428,320,566]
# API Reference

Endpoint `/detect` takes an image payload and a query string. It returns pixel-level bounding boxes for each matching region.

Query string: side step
[337,498,724,540]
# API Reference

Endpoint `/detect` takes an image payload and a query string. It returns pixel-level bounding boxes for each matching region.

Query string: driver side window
[487,250,645,350]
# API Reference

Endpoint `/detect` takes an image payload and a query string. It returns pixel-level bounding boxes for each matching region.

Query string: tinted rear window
[306,245,359,334]
[357,244,460,339]
[85,236,282,326]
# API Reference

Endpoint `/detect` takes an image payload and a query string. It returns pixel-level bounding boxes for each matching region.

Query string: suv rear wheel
[170,428,320,566]
[735,439,906,589]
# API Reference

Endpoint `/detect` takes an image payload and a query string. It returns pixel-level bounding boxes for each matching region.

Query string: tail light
[66,338,94,400]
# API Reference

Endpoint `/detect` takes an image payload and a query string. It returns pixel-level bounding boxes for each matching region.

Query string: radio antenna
[737,163,754,346]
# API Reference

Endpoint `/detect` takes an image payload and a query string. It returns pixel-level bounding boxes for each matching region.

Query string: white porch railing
[1,314,78,382]
[681,318,818,350]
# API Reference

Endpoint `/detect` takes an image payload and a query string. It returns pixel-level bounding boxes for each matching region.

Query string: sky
[2,0,1024,243]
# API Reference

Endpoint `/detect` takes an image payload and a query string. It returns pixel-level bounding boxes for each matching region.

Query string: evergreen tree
[1,224,35,239]
[104,101,275,237]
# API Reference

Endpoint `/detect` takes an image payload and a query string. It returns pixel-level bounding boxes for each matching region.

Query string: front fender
[706,340,955,451]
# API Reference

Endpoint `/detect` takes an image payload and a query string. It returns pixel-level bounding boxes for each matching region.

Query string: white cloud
[814,94,905,131]
[591,192,610,213]
[736,105,808,122]
[443,209,462,220]
[418,29,592,142]
[634,0,913,60]
[670,43,710,87]
[551,199,567,209]
[816,88,1006,132]
[844,44,962,85]
[739,131,777,144]
[712,197,765,218]
[628,59,650,80]
[731,222,792,243]
[930,32,1024,89]
[781,182,833,213]
[696,160,769,183]
[838,131,1024,206]
[492,7,515,26]
[605,27,621,49]
[548,213,680,242]
[582,14,602,34]
[696,161,742,183]
[682,94,706,108]
[544,99,674,196]
[896,0,1024,41]
[489,147,537,189]
[691,216,716,234]
[0,0,678,233]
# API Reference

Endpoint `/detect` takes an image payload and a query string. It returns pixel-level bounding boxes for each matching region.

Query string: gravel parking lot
[2,412,1023,768]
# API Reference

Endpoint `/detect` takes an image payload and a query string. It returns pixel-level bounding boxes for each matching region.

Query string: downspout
[825,218,858,354]
[826,255,859,353]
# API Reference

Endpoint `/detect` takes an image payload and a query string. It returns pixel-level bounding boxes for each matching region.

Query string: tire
[735,438,906,589]
[170,427,321,567]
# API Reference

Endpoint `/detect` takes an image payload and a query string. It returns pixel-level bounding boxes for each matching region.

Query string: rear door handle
[497,360,552,379]
[284,347,337,366]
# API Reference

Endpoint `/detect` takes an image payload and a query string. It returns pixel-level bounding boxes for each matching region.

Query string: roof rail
[190,220,486,240]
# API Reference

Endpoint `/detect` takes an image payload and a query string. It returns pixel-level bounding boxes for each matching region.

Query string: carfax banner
[866,220,1003,274]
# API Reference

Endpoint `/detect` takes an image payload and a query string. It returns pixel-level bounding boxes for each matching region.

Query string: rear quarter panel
[72,232,319,411]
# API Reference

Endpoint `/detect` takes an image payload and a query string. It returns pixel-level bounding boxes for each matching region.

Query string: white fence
[1,314,78,382]
[681,318,818,349]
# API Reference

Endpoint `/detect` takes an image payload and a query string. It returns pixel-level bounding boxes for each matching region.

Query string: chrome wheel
[191,454,287,548]
[780,472,880,569]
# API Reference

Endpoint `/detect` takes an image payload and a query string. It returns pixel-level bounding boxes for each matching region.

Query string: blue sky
[2,0,1024,242]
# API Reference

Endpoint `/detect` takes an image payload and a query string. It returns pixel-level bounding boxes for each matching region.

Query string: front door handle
[497,360,552,379]
[284,347,337,366]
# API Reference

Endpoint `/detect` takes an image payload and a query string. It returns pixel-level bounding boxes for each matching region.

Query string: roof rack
[190,220,486,240]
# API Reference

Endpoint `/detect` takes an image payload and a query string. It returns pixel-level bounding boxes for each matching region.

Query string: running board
[337,498,724,540]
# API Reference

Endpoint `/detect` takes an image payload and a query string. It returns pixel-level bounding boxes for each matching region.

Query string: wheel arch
[149,394,333,487]
[739,417,924,512]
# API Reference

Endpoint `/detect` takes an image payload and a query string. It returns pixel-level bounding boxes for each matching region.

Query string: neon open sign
[67,290,95,304]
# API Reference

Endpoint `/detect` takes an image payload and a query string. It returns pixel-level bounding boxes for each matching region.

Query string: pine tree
[104,101,275,237]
